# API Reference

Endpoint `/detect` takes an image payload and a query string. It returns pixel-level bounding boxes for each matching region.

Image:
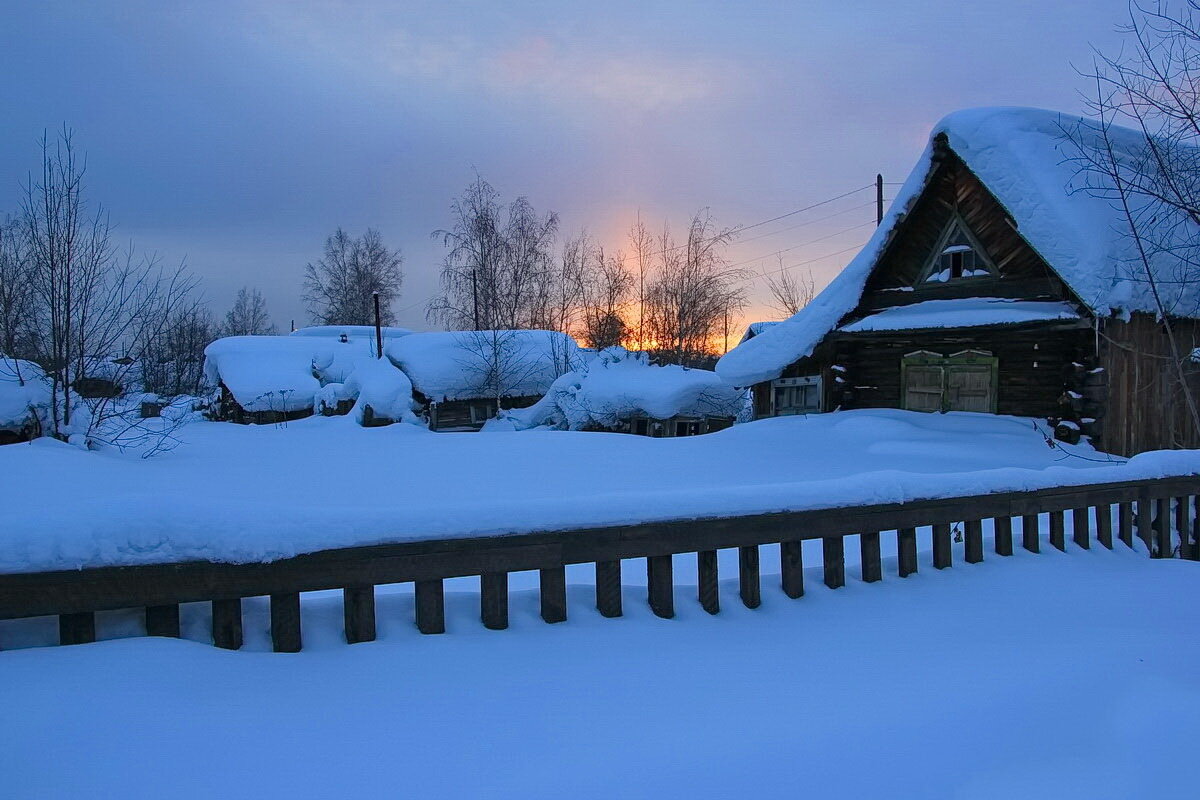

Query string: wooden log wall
[0,477,1195,652]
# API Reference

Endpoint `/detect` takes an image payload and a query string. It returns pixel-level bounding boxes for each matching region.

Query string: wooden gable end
[850,137,1080,318]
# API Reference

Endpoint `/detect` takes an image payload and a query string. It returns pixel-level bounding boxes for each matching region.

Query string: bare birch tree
[764,256,816,317]
[219,286,276,336]
[580,245,633,349]
[304,228,404,326]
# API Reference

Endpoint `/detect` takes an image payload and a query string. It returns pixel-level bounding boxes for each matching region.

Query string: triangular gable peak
[844,136,1085,324]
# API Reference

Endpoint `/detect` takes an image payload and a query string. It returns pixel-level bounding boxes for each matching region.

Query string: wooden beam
[1119,503,1134,548]
[1095,506,1113,550]
[415,579,445,634]
[145,604,180,638]
[1175,497,1192,560]
[1156,497,1172,558]
[480,572,508,630]
[780,540,804,598]
[211,598,242,650]
[647,555,674,619]
[59,612,94,646]
[270,592,302,653]
[1072,507,1090,550]
[964,520,983,564]
[1022,514,1040,553]
[1049,511,1066,552]
[697,550,719,614]
[739,545,761,609]
[343,586,375,644]
[993,516,1013,556]
[595,560,622,618]
[897,528,918,577]
[933,524,952,569]
[1137,497,1153,551]
[823,537,845,588]
[860,532,882,582]
[540,566,567,624]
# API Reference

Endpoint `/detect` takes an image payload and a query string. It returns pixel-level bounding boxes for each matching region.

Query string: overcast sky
[1,1,1133,334]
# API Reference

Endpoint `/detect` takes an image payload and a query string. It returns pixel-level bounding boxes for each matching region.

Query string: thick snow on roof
[203,337,323,413]
[0,359,50,429]
[717,106,1199,387]
[738,321,782,345]
[509,347,747,430]
[839,298,1080,333]
[291,325,412,341]
[341,356,421,425]
[387,330,580,401]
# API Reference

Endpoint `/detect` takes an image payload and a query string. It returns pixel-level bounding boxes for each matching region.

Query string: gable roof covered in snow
[204,337,324,413]
[386,330,580,402]
[716,106,1200,387]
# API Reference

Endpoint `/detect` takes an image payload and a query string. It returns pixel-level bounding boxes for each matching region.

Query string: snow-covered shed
[506,347,747,436]
[386,330,581,430]
[717,107,1200,455]
[0,359,50,444]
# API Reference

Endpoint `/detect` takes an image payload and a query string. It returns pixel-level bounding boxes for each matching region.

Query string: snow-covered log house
[717,107,1200,456]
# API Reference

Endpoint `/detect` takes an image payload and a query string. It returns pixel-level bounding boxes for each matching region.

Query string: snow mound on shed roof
[838,298,1080,333]
[386,330,580,401]
[509,347,748,431]
[291,325,412,340]
[0,359,50,430]
[204,336,323,413]
[342,356,421,425]
[717,106,1200,387]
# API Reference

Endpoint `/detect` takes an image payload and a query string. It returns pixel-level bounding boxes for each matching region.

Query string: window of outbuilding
[920,218,997,283]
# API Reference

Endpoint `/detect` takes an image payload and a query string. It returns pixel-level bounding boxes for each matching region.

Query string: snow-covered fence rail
[1,475,1197,652]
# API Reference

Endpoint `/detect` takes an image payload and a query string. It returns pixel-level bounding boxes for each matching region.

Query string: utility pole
[372,291,383,359]
[876,174,884,226]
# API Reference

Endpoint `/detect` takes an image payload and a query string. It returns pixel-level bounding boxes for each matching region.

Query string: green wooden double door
[901,350,998,414]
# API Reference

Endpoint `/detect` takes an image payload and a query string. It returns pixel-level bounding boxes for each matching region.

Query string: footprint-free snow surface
[0,408,1197,573]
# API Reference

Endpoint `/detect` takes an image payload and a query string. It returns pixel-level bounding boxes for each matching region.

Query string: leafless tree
[19,128,199,447]
[763,256,816,317]
[644,210,747,366]
[219,286,276,336]
[1069,0,1200,444]
[0,215,36,363]
[142,304,215,397]
[580,245,633,349]
[304,228,404,326]
[628,212,654,351]
[429,174,558,332]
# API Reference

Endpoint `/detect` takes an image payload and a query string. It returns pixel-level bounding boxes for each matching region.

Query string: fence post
[270,592,302,653]
[481,572,509,630]
[212,598,242,650]
[1155,497,1172,558]
[647,555,674,619]
[823,536,845,588]
[344,586,376,644]
[540,566,567,624]
[1119,503,1134,548]
[897,528,917,577]
[595,560,622,618]
[780,540,804,598]
[860,532,882,582]
[1094,505,1113,550]
[415,579,445,634]
[1049,511,1066,552]
[993,517,1013,557]
[964,520,983,564]
[59,612,95,646]
[1022,514,1040,553]
[1072,507,1090,550]
[739,546,761,608]
[1175,496,1192,559]
[1137,494,1152,551]
[145,604,180,638]
[698,550,720,614]
[933,524,952,569]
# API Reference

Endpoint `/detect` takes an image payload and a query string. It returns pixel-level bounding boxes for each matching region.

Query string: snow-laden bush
[506,347,748,431]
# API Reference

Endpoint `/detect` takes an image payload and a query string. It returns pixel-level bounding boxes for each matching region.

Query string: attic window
[921,219,996,283]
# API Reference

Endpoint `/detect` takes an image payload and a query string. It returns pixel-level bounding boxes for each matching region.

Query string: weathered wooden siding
[1099,314,1200,456]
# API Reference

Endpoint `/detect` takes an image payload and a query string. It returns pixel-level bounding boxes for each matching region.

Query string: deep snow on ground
[2,408,1197,573]
[0,541,1196,799]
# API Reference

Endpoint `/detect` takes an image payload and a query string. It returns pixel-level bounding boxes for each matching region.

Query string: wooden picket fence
[0,475,1196,652]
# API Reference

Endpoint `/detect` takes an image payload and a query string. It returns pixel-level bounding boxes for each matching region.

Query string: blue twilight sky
[0,1,1132,332]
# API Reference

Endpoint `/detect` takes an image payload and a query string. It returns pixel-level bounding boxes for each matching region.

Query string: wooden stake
[415,580,445,634]
[697,550,719,614]
[145,604,180,638]
[212,598,242,650]
[1022,514,1040,553]
[540,566,567,623]
[933,524,952,569]
[823,537,845,588]
[860,532,882,582]
[270,592,302,653]
[647,555,674,619]
[595,560,622,618]
[780,540,804,598]
[993,516,1013,556]
[343,586,376,643]
[897,528,918,577]
[480,572,508,630]
[739,545,761,608]
[964,520,983,564]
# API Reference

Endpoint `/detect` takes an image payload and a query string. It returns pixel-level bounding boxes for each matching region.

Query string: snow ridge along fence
[1,475,1197,652]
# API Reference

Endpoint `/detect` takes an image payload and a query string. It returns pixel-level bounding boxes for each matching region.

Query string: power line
[734,199,882,246]
[729,219,878,271]
[748,241,873,283]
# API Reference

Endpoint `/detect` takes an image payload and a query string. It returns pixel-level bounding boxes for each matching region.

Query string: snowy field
[1,409,1197,573]
[1,542,1197,798]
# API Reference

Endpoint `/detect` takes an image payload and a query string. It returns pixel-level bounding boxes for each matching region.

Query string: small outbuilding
[717,107,1200,456]
[0,359,51,444]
